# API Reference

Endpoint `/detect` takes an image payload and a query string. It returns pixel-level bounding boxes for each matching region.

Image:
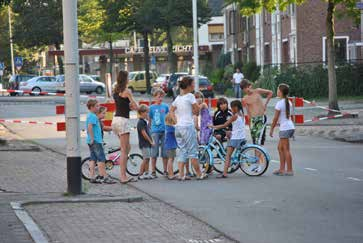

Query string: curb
[10,196,143,243]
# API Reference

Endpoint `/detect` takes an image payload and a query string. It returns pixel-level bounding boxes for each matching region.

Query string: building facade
[224,0,363,66]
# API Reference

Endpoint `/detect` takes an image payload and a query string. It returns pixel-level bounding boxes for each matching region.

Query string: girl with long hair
[112,70,138,183]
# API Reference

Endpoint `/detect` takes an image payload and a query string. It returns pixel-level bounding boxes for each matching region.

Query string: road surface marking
[346,177,361,182]
[271,160,279,164]
[304,168,318,171]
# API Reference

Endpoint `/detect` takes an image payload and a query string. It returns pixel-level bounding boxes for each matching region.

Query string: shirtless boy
[240,79,273,145]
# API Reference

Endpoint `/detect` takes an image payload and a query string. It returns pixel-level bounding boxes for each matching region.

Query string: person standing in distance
[232,68,244,98]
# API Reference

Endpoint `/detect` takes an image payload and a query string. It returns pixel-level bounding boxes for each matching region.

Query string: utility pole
[8,6,15,76]
[192,0,199,92]
[62,0,81,195]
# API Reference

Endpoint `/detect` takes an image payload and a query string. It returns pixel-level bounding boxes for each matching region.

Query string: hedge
[255,63,363,99]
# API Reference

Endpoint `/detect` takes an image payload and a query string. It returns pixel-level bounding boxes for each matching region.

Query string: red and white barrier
[0,119,55,125]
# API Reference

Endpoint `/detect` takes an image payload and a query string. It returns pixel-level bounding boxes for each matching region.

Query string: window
[322,36,349,63]
[209,33,224,42]
[264,44,270,64]
[282,41,289,64]
[136,73,144,81]
[81,76,93,82]
[38,77,51,82]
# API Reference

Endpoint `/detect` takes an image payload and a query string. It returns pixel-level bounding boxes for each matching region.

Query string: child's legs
[277,140,286,171]
[98,162,107,177]
[89,160,96,178]
[151,133,160,173]
[185,161,190,174]
[282,139,293,172]
[178,162,185,178]
[139,158,149,175]
[160,133,168,172]
[224,147,235,176]
[167,157,174,177]
[190,158,201,177]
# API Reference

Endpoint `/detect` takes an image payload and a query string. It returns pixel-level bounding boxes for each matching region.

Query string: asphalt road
[1,96,362,243]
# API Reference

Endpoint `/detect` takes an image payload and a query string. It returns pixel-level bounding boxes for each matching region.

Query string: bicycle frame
[200,134,271,167]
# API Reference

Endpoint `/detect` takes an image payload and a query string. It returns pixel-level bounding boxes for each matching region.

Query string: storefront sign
[125,45,194,54]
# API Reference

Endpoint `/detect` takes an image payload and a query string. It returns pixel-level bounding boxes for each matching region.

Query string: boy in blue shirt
[149,89,169,177]
[86,99,115,184]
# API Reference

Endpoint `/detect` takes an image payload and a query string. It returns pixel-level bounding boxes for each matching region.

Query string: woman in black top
[112,70,138,183]
[213,97,233,142]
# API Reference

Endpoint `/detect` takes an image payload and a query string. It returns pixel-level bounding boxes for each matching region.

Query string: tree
[156,0,211,73]
[106,0,160,94]
[11,0,64,74]
[227,0,359,113]
[78,0,126,84]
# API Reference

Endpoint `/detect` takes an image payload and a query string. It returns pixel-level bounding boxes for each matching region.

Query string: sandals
[120,177,137,184]
[272,170,285,176]
[216,174,228,179]
[167,175,177,180]
[197,174,208,180]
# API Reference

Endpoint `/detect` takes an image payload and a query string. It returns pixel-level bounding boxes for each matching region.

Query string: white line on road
[271,160,279,164]
[304,168,318,171]
[346,177,361,182]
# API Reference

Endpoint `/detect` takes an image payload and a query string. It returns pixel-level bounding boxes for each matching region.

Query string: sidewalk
[0,124,234,243]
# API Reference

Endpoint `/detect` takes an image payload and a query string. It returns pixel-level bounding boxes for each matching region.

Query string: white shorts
[112,116,130,136]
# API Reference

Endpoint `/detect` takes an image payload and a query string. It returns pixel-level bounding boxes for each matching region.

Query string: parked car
[90,75,100,82]
[9,74,36,96]
[167,72,188,94]
[152,74,170,93]
[127,71,158,93]
[56,74,105,94]
[19,76,62,95]
[172,76,214,99]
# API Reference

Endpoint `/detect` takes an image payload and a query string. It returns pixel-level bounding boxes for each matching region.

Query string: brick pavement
[26,198,231,243]
[0,124,235,243]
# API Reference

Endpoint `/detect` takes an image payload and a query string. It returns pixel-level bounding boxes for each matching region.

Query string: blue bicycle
[198,130,270,176]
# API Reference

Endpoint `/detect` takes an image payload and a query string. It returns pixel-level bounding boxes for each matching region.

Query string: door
[46,77,59,92]
[36,77,51,91]
[80,75,93,92]
[134,73,145,91]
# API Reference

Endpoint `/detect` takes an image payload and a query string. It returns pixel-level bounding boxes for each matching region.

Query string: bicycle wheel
[126,153,143,176]
[198,146,212,174]
[239,146,269,176]
[155,152,179,175]
[81,157,95,180]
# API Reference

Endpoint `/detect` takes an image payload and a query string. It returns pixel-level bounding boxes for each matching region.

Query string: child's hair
[278,83,290,119]
[194,91,204,101]
[153,88,165,97]
[97,106,107,114]
[165,113,177,126]
[216,97,228,111]
[87,99,98,110]
[230,100,244,114]
[179,76,194,90]
[240,79,252,90]
[138,104,149,115]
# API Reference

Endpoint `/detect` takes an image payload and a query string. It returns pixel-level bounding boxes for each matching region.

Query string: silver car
[19,76,63,94]
[56,74,105,94]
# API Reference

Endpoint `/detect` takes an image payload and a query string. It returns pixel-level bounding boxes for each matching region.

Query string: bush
[256,63,363,99]
[242,62,260,82]
[217,52,231,68]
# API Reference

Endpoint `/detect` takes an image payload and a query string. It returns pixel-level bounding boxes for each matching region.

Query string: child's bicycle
[81,145,143,180]
[198,129,270,176]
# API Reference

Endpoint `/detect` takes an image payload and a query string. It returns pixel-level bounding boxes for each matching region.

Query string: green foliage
[12,0,63,48]
[256,63,363,99]
[242,62,260,82]
[217,52,231,68]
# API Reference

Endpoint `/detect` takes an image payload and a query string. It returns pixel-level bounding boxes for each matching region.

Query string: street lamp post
[62,0,81,195]
[192,0,199,92]
[8,6,15,76]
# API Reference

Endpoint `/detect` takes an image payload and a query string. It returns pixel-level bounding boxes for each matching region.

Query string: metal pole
[192,0,199,92]
[8,6,15,76]
[62,0,81,195]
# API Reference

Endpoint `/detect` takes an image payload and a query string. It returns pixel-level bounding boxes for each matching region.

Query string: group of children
[86,79,295,184]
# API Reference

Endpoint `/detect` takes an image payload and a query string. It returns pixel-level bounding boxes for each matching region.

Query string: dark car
[167,72,188,94]
[9,74,36,96]
[172,76,214,99]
